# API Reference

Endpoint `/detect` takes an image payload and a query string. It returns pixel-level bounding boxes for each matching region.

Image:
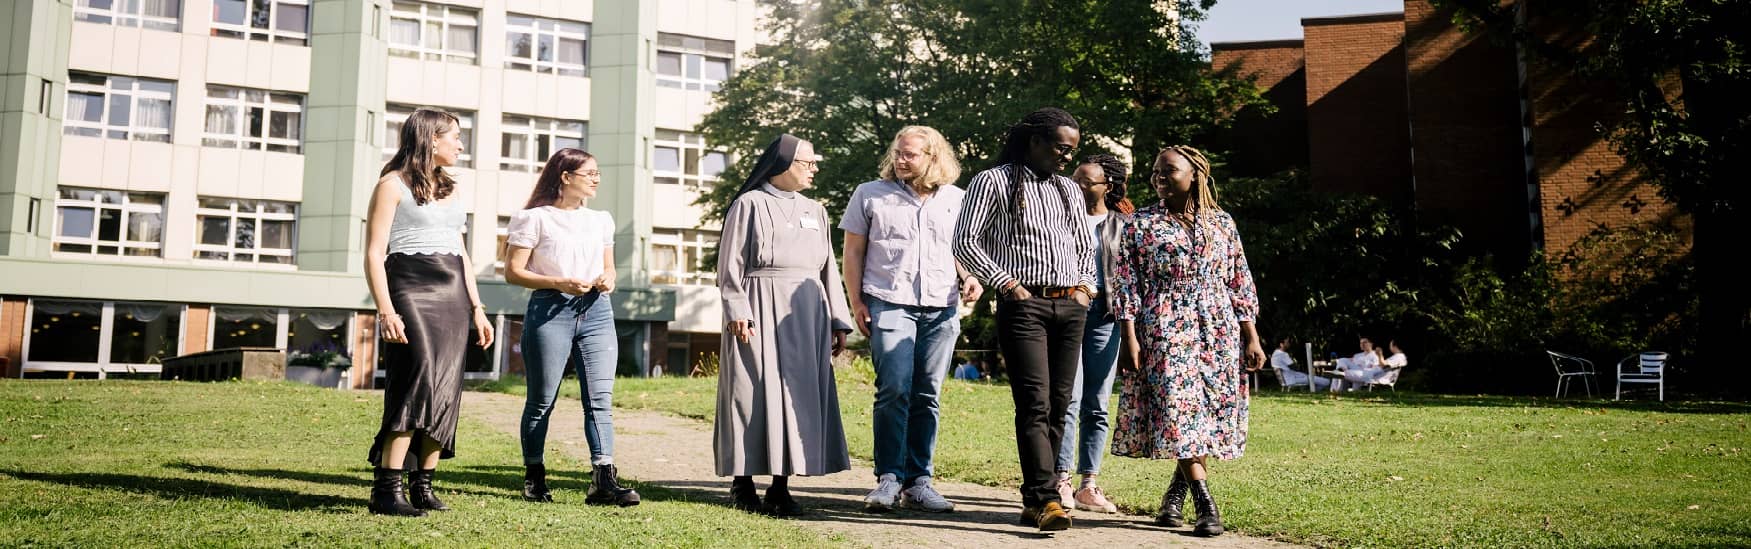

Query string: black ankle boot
[407,468,449,511]
[1188,479,1224,537]
[1156,469,1189,527]
[585,464,641,507]
[368,467,426,517]
[730,476,762,512]
[524,463,553,503]
[763,476,801,517]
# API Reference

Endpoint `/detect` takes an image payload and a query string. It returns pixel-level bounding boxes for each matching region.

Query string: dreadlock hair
[1082,153,1134,214]
[994,108,1080,220]
[1157,145,1220,217]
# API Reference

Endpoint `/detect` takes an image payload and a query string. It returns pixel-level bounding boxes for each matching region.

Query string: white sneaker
[898,476,955,512]
[864,473,901,512]
[1055,475,1076,508]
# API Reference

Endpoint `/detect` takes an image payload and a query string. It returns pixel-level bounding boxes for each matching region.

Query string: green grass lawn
[0,380,834,548]
[487,373,1751,548]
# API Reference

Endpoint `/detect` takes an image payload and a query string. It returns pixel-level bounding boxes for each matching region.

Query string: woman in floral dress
[1112,145,1266,537]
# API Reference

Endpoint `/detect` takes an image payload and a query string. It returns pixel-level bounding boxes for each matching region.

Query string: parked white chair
[1615,351,1667,402]
[1547,351,1597,398]
[1364,365,1404,392]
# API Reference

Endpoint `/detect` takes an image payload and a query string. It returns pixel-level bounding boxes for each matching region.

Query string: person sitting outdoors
[955,358,984,381]
[1271,337,1329,390]
[1333,339,1407,391]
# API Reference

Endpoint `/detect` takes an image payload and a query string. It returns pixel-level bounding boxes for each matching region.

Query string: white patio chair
[1364,365,1404,392]
[1615,351,1667,402]
[1547,351,1597,398]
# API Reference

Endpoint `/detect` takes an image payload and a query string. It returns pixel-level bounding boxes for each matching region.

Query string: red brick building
[1211,0,1684,259]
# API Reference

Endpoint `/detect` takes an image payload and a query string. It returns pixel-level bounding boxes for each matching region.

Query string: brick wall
[1522,5,1684,253]
[1402,0,1533,259]
[353,312,376,389]
[1210,40,1308,177]
[1303,13,1412,198]
[0,298,23,377]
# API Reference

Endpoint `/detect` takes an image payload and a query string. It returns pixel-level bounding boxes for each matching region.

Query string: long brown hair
[1157,145,1220,216]
[523,148,596,209]
[380,108,460,205]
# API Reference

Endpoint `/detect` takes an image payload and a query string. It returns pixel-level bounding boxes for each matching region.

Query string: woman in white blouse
[504,148,639,507]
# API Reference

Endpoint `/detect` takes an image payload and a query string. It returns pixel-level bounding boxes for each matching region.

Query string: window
[203,85,304,153]
[384,104,474,167]
[655,32,734,91]
[64,73,174,143]
[388,1,478,64]
[211,0,309,45]
[494,215,510,276]
[24,299,183,372]
[505,14,589,76]
[649,228,719,286]
[194,197,298,265]
[288,309,352,356]
[53,187,166,257]
[653,129,729,189]
[499,115,585,172]
[75,0,180,31]
[212,306,281,349]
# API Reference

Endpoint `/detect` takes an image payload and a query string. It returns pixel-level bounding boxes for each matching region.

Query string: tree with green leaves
[694,0,1261,232]
[1431,0,1750,396]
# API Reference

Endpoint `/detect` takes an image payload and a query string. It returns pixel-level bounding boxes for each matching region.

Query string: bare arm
[504,246,582,292]
[594,246,617,292]
[363,178,405,343]
[843,231,870,336]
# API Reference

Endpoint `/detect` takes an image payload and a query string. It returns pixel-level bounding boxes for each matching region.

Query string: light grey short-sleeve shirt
[840,179,965,308]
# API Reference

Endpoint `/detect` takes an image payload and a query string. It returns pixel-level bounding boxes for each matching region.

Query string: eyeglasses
[1053,144,1076,156]
[1074,177,1109,187]
[896,150,929,162]
[792,159,820,171]
[569,170,602,179]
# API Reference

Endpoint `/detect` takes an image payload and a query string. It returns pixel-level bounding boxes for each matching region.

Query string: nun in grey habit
[714,134,855,516]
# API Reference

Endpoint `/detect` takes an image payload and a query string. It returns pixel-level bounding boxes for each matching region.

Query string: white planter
[286,365,346,389]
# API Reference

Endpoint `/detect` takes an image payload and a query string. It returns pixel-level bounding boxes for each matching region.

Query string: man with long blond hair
[840,125,983,513]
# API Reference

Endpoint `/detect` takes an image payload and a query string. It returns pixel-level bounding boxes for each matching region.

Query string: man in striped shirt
[952,107,1096,531]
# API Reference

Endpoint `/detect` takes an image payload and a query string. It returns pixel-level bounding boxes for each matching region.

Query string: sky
[1193,0,1407,46]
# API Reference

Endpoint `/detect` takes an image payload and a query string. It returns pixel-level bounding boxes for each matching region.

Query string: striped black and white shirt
[953,163,1096,291]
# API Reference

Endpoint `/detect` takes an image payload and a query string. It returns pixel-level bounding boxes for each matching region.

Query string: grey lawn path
[462,391,1307,549]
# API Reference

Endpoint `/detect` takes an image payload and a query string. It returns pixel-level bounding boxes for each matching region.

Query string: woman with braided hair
[952,107,1096,531]
[1112,145,1265,537]
[1054,154,1134,514]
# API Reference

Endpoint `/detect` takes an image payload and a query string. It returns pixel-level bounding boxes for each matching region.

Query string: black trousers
[995,294,1087,507]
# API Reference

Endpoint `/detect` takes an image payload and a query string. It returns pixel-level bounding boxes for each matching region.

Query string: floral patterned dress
[1110,206,1259,461]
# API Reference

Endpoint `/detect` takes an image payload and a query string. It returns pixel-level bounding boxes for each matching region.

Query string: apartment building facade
[0,0,760,382]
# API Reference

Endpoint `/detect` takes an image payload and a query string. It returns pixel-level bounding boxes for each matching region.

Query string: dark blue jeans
[866,296,960,483]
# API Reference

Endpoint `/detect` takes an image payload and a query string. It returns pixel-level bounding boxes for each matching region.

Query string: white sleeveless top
[505,205,615,285]
[387,174,467,256]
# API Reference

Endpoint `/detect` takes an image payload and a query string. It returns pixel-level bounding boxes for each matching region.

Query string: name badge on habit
[799,216,820,230]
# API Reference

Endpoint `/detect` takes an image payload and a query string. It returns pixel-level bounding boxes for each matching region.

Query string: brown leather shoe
[1036,501,1072,531]
[1019,505,1041,526]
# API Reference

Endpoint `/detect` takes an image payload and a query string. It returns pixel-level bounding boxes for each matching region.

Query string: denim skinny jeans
[520,289,618,466]
[1057,297,1120,474]
[867,296,960,483]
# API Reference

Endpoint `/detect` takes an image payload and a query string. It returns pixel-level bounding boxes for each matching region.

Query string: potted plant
[286,341,353,389]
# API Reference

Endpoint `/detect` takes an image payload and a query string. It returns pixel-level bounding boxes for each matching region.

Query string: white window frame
[499,115,586,173]
[193,197,300,267]
[64,72,174,143]
[388,1,479,64]
[19,299,187,379]
[74,0,181,31]
[493,215,510,276]
[203,85,305,153]
[649,228,719,286]
[210,0,310,45]
[655,32,735,91]
[504,14,590,76]
[384,104,475,167]
[653,129,729,190]
[51,187,167,258]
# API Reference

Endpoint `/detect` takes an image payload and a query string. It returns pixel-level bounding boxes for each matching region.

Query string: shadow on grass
[1251,390,1751,414]
[644,478,1165,539]
[166,462,515,499]
[1,469,363,511]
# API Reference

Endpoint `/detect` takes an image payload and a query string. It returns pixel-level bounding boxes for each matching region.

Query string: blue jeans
[1057,298,1119,474]
[520,290,618,466]
[867,296,960,483]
